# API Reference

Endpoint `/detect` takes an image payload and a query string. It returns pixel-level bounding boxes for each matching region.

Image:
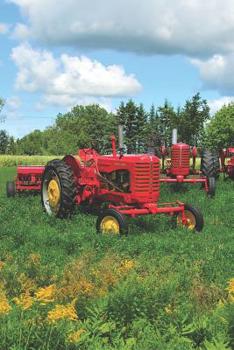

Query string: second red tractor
[159,130,218,197]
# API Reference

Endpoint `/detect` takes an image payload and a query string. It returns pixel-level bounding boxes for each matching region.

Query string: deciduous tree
[205,103,234,149]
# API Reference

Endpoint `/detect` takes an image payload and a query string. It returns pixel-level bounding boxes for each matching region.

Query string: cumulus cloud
[208,96,234,115]
[11,43,141,107]
[191,54,234,95]
[10,0,234,56]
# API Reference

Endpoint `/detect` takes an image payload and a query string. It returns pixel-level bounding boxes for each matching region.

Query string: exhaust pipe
[172,129,178,145]
[118,125,124,157]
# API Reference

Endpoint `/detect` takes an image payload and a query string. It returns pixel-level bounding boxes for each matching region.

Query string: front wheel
[96,209,128,235]
[207,177,216,197]
[176,204,204,232]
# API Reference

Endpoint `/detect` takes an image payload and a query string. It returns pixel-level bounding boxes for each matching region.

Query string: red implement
[6,166,44,197]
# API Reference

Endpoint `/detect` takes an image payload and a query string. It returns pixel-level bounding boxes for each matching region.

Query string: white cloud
[0,23,9,34]
[9,0,234,56]
[191,53,234,95]
[208,96,234,115]
[11,43,141,107]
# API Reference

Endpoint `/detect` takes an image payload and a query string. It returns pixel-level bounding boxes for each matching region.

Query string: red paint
[170,143,190,176]
[160,143,211,192]
[15,166,45,192]
[220,147,234,179]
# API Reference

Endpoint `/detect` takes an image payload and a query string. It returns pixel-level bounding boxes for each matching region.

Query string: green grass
[0,167,233,349]
[0,155,59,167]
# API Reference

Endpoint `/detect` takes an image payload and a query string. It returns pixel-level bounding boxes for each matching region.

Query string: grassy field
[0,167,233,349]
[0,155,58,167]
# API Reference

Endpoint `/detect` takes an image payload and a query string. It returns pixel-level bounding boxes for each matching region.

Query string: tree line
[0,93,233,155]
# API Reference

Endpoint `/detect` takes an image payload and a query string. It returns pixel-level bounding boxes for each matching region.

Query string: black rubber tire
[41,159,77,218]
[177,204,204,232]
[96,208,128,235]
[6,181,16,197]
[213,153,220,178]
[200,150,220,179]
[207,176,216,197]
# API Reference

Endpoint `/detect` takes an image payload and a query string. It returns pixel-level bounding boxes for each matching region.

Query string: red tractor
[37,127,204,234]
[159,130,218,197]
[6,166,44,197]
[220,147,234,179]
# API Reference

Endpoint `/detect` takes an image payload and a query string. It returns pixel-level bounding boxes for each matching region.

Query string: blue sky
[0,0,233,137]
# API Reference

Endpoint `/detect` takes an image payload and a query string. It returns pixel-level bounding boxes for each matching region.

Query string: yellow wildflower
[0,290,11,315]
[165,304,173,314]
[35,284,56,304]
[47,300,78,323]
[18,273,37,292]
[28,253,41,265]
[0,261,5,270]
[13,291,34,310]
[67,329,86,343]
[118,259,135,273]
[227,278,234,294]
[79,278,94,296]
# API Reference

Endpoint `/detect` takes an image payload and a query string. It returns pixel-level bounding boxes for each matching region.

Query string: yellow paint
[48,179,60,208]
[177,210,196,230]
[100,216,120,234]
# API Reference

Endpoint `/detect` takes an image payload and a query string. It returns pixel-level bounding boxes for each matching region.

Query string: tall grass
[0,167,233,349]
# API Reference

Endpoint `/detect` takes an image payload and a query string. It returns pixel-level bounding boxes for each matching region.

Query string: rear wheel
[177,204,204,232]
[41,159,76,218]
[96,209,128,235]
[6,181,16,197]
[201,150,219,179]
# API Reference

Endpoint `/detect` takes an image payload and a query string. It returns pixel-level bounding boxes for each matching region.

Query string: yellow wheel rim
[100,216,120,235]
[177,210,196,230]
[47,179,61,208]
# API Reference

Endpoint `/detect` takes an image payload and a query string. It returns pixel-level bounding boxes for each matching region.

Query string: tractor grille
[134,161,160,194]
[171,147,190,169]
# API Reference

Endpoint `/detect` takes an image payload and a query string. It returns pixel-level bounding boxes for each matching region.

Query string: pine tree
[116,100,138,153]
[178,93,210,145]
[158,100,177,146]
[147,104,161,150]
[149,104,155,124]
[136,103,148,152]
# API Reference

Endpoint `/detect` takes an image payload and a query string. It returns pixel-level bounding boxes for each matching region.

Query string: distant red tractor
[159,130,218,197]
[6,166,44,197]
[220,147,234,179]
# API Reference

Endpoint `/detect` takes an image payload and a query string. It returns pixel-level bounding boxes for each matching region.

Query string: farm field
[0,155,57,167]
[0,166,234,349]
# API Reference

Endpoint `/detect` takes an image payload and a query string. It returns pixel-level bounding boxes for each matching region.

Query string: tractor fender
[63,155,83,180]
